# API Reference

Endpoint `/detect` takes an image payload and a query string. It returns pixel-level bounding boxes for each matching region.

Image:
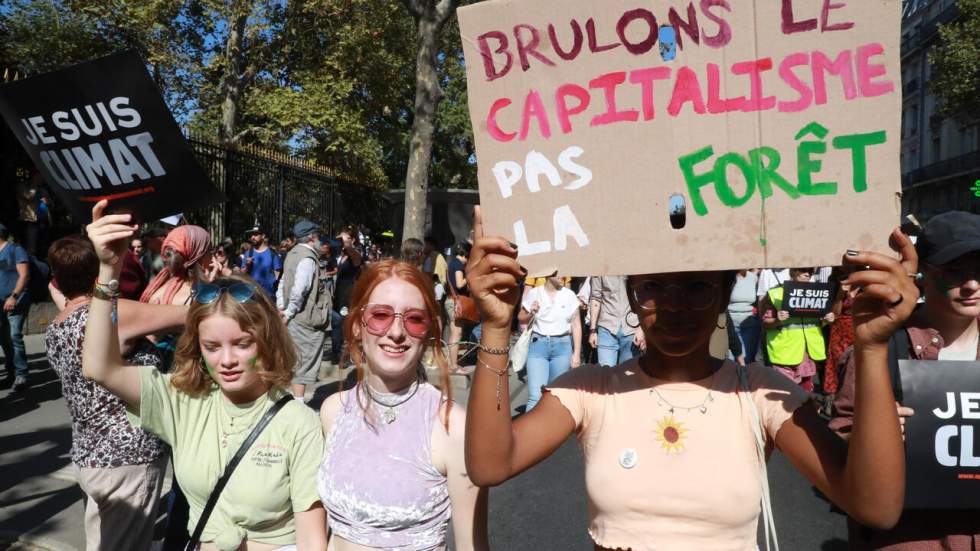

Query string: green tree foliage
[0,0,478,192]
[930,0,980,121]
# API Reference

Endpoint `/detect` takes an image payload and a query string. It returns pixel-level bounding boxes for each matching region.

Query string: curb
[0,531,78,551]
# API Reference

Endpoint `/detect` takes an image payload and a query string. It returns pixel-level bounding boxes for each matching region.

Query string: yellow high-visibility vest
[766,286,827,365]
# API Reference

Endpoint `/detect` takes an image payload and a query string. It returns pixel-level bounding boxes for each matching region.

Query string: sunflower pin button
[619,448,638,469]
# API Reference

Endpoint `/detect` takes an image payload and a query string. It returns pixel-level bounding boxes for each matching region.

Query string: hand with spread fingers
[85,200,138,271]
[465,206,523,332]
[842,228,920,348]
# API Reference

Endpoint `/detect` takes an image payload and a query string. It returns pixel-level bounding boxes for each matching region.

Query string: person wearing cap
[241,227,282,298]
[831,210,980,549]
[0,222,31,391]
[278,219,332,401]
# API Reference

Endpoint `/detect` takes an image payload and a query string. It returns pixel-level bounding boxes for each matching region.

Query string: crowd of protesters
[2,198,979,550]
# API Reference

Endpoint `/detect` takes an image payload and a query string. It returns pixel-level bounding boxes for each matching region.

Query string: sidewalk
[0,334,527,551]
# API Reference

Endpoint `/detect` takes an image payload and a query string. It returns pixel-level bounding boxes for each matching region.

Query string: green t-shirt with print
[127,366,323,551]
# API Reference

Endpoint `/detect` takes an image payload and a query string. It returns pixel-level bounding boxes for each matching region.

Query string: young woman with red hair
[316,259,488,551]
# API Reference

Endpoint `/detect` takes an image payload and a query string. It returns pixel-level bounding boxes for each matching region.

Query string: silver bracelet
[478,343,511,355]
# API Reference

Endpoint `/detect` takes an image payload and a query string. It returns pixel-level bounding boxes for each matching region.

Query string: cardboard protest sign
[459,0,901,276]
[782,281,836,318]
[900,360,980,509]
[0,51,223,223]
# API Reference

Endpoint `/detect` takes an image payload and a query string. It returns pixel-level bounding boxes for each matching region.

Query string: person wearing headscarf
[140,225,213,306]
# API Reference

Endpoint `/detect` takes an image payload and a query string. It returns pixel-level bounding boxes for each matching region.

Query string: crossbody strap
[186,394,293,549]
[736,363,780,551]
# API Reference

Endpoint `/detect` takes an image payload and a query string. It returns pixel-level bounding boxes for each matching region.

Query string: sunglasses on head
[193,281,258,305]
[360,304,431,338]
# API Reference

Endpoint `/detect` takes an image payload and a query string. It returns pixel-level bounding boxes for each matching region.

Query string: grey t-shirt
[728,272,758,315]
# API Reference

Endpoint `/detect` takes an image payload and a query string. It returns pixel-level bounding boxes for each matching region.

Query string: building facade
[901,0,980,219]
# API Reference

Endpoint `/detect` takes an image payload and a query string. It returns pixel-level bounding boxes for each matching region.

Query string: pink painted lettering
[615,9,658,55]
[781,0,818,34]
[700,0,732,48]
[555,84,591,133]
[478,31,513,81]
[589,72,640,126]
[812,49,857,104]
[586,18,621,53]
[777,53,814,112]
[548,21,584,61]
[487,98,516,142]
[732,58,777,112]
[856,43,895,97]
[519,90,552,140]
[706,64,745,113]
[668,67,707,116]
[668,4,700,50]
[821,0,855,32]
[514,24,555,71]
[629,67,672,120]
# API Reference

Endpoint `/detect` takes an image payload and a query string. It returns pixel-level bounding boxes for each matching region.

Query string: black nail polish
[508,242,518,250]
[846,249,860,256]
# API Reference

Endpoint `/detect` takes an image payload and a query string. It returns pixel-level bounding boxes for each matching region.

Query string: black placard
[900,359,980,509]
[0,51,223,222]
[782,281,836,318]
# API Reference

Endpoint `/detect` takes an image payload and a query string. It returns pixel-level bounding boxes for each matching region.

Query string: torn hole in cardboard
[669,194,686,230]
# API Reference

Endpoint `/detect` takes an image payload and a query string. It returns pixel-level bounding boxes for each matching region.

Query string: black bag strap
[886,327,911,403]
[185,394,293,549]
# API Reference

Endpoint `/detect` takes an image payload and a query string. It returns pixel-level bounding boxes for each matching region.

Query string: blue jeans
[526,333,572,411]
[1,306,29,378]
[731,312,761,363]
[597,326,634,367]
[331,309,344,362]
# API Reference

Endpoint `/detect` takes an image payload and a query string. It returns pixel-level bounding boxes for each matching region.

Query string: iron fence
[182,134,387,243]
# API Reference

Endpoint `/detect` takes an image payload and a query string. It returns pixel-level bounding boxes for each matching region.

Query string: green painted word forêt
[678,122,887,216]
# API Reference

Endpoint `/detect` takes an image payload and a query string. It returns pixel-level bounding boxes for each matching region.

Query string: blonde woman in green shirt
[82,201,327,551]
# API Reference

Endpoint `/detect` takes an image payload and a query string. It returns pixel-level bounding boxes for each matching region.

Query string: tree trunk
[220,3,248,145]
[401,7,450,242]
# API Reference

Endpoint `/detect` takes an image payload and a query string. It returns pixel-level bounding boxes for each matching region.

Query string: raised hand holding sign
[0,51,224,223]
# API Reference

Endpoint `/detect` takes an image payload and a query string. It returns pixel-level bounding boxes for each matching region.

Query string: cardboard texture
[899,360,980,509]
[459,0,902,276]
[0,51,224,223]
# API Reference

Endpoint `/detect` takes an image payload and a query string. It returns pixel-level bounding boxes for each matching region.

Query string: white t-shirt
[523,286,580,336]
[937,332,980,361]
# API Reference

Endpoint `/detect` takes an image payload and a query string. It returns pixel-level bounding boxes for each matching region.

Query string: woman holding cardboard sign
[465,205,916,550]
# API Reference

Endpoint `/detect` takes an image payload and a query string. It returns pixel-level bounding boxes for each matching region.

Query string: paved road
[1,335,847,550]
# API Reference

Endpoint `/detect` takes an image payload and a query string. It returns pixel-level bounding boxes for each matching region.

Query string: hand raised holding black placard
[0,51,223,222]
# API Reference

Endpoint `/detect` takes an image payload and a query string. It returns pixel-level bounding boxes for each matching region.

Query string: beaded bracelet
[478,343,511,355]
